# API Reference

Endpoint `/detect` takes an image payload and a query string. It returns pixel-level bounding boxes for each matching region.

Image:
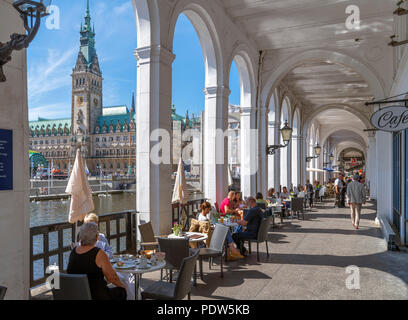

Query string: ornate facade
[28,1,197,175]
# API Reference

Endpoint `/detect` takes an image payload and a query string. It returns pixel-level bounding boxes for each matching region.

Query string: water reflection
[30,192,137,227]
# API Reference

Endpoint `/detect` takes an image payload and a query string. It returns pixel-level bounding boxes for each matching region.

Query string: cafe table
[168,231,208,243]
[113,258,166,300]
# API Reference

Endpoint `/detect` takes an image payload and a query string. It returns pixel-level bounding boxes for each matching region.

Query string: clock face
[76,96,84,106]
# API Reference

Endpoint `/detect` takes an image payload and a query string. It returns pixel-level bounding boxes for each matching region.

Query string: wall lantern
[329,153,334,162]
[0,0,51,82]
[266,120,293,155]
[306,143,322,163]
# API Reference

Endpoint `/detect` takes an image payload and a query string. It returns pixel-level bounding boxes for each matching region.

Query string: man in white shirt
[334,173,344,208]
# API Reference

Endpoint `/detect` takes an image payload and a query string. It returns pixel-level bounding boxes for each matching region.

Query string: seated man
[232,197,264,256]
[84,214,113,259]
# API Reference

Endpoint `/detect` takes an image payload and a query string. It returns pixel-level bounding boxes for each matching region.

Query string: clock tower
[71,0,102,150]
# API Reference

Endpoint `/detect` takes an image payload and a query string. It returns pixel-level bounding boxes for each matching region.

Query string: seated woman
[280,187,291,216]
[255,192,269,208]
[83,213,134,300]
[198,201,212,222]
[220,191,239,217]
[67,223,127,300]
[233,191,246,210]
[297,185,305,198]
[266,188,277,203]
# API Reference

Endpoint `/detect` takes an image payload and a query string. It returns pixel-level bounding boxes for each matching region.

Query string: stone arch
[261,49,386,106]
[321,127,369,149]
[131,0,160,47]
[292,109,301,186]
[302,104,371,139]
[280,97,291,188]
[227,44,257,109]
[168,1,224,87]
[335,142,367,162]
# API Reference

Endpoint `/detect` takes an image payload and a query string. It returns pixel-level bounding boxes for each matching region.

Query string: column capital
[291,134,304,140]
[203,85,231,98]
[367,131,377,139]
[241,107,255,115]
[134,45,176,66]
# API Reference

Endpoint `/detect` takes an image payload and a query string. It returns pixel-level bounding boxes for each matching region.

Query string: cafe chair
[139,222,160,252]
[256,202,267,210]
[141,251,199,300]
[198,223,229,281]
[51,273,92,300]
[0,286,7,300]
[291,197,305,220]
[243,216,272,262]
[158,237,190,283]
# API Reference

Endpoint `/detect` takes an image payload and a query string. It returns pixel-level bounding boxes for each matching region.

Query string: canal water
[30,193,136,283]
[30,191,204,284]
[30,192,137,227]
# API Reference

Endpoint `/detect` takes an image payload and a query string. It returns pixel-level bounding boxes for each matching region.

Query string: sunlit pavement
[142,200,408,300]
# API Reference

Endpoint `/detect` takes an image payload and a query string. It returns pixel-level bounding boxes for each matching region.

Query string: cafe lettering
[370,106,408,132]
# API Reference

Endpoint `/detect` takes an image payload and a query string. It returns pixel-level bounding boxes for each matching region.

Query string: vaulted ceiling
[221,0,394,51]
[221,0,395,152]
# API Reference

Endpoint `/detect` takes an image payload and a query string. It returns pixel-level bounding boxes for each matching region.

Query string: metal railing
[30,198,205,288]
[172,198,206,230]
[30,211,136,288]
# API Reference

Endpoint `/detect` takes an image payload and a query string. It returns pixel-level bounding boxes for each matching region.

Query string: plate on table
[113,262,136,269]
[135,261,151,269]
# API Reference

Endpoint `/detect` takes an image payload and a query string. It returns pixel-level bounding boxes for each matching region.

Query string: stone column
[291,135,301,186]
[274,121,281,190]
[367,132,377,200]
[240,107,257,198]
[134,45,175,235]
[0,0,30,299]
[203,86,229,205]
[299,135,307,185]
[268,121,278,189]
[257,106,268,195]
[375,131,393,224]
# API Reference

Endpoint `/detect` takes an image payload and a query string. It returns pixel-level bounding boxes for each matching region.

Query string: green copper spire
[79,0,96,68]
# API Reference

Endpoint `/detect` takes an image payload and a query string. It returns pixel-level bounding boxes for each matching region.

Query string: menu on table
[0,129,13,191]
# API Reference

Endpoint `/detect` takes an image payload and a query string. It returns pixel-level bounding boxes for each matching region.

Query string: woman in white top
[198,201,212,221]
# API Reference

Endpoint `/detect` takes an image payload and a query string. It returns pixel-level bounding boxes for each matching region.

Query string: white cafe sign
[370,105,408,132]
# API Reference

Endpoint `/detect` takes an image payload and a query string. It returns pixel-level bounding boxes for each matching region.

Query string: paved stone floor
[32,200,408,300]
[142,200,408,300]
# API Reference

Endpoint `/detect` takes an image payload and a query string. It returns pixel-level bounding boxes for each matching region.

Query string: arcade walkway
[145,200,408,300]
[32,200,408,300]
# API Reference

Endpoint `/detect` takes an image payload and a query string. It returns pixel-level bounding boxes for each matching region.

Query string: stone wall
[0,0,30,299]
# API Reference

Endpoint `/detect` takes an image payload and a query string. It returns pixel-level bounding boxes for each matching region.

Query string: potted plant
[172,222,182,236]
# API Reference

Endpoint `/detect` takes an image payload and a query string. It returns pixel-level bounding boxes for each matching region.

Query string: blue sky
[28,0,240,121]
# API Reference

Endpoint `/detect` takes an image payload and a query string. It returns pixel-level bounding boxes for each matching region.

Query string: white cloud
[28,47,76,102]
[113,1,132,15]
[29,102,71,121]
